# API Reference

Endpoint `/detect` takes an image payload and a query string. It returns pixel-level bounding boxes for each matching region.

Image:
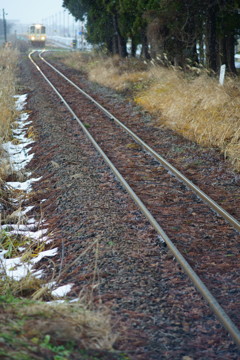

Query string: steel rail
[29,50,240,346]
[38,50,240,233]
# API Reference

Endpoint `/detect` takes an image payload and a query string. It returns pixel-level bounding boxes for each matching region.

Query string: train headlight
[41,36,46,40]
[31,36,35,40]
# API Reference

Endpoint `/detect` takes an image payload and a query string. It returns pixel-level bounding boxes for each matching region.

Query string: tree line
[63,0,240,73]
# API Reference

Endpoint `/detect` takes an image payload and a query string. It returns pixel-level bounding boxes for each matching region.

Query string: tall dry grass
[0,47,19,180]
[0,47,19,141]
[88,55,149,91]
[63,52,149,91]
[60,52,240,171]
[135,67,240,170]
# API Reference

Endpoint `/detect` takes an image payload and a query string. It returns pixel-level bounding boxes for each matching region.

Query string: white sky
[2,0,65,25]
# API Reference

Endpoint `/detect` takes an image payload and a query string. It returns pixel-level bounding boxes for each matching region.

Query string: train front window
[30,26,35,34]
[41,26,46,34]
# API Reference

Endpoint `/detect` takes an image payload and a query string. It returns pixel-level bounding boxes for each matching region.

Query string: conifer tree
[63,0,240,73]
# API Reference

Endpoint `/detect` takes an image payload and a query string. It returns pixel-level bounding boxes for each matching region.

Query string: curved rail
[28,50,240,346]
[39,50,240,233]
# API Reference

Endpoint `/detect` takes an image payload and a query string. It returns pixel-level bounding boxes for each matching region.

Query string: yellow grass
[90,64,149,91]
[87,56,149,91]
[60,52,240,171]
[0,47,19,141]
[62,52,150,91]
[21,302,116,350]
[0,47,19,183]
[135,68,240,170]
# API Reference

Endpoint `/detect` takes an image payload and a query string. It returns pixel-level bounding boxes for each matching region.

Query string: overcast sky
[2,0,64,24]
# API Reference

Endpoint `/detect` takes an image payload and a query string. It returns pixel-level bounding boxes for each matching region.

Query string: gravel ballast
[16,52,240,359]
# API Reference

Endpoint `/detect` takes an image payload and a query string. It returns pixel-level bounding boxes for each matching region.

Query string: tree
[63,0,240,72]
[217,0,240,74]
[63,0,128,56]
[142,0,240,72]
[142,0,206,66]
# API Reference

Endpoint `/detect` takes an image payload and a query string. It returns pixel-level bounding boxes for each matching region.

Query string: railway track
[28,50,240,348]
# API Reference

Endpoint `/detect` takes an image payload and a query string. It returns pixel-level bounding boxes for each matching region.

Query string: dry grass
[62,52,150,91]
[0,47,19,183]
[88,56,149,91]
[135,68,240,170]
[0,275,53,300]
[0,47,19,141]
[90,65,149,91]
[0,294,122,359]
[0,228,119,354]
[0,150,11,181]
[22,302,116,350]
[59,51,240,171]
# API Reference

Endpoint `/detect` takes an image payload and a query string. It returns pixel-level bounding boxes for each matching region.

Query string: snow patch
[0,95,74,299]
[0,95,55,282]
[7,177,42,192]
[51,284,73,297]
[31,248,58,264]
[14,94,27,110]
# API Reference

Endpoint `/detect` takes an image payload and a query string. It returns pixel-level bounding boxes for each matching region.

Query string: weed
[0,230,29,258]
[39,334,73,358]
[83,122,91,129]
[107,241,115,247]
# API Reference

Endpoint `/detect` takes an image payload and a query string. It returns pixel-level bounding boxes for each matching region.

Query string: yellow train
[29,24,46,47]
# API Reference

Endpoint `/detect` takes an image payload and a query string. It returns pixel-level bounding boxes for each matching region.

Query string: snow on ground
[7,177,42,192]
[0,253,41,280]
[14,94,27,110]
[2,139,34,172]
[51,284,74,297]
[0,95,72,297]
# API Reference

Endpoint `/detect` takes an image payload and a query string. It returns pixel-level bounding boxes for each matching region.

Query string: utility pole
[2,9,7,43]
